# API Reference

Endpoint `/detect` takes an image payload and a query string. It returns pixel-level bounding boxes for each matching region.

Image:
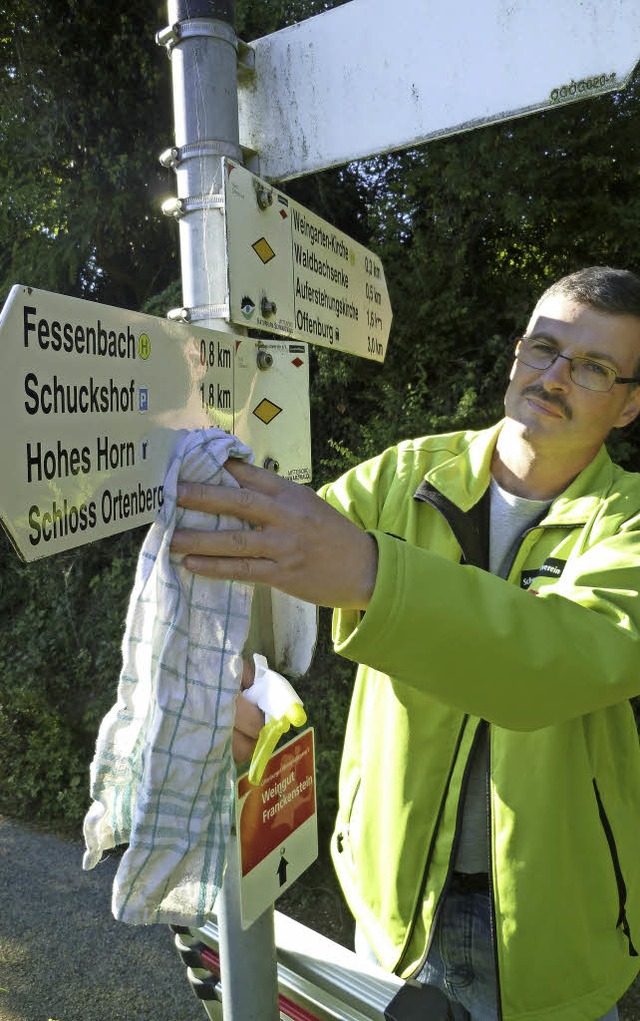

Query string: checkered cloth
[83,428,253,925]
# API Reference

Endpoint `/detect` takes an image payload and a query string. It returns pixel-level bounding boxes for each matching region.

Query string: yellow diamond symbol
[253,398,282,425]
[252,237,276,264]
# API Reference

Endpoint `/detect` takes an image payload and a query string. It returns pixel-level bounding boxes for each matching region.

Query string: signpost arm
[158,3,279,1018]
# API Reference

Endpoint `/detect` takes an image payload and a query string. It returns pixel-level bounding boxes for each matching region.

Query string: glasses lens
[570,358,615,392]
[518,339,555,370]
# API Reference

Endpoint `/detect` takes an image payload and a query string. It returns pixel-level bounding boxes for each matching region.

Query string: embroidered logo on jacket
[521,557,566,590]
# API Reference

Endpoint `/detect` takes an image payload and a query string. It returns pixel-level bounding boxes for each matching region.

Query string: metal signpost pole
[159,0,241,324]
[158,3,279,1018]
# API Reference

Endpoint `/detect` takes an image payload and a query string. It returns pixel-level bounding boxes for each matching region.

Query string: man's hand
[170,460,377,609]
[232,658,264,764]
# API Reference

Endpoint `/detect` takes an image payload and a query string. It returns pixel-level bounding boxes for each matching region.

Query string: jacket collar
[420,420,614,525]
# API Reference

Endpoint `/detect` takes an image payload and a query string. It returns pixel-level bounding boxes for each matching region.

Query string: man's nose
[540,353,572,390]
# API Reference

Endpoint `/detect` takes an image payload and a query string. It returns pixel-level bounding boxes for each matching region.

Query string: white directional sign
[238,0,640,181]
[0,285,311,561]
[224,159,391,361]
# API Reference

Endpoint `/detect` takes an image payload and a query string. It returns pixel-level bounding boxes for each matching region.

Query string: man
[171,267,640,1019]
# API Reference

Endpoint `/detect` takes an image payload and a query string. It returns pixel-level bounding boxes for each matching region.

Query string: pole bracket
[237,39,255,81]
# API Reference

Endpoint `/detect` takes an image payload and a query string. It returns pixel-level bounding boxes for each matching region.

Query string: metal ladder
[171,909,448,1020]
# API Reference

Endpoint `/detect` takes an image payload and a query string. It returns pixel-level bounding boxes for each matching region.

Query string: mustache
[521,384,573,420]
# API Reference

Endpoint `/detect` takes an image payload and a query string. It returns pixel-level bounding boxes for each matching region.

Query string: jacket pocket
[335,776,361,858]
[593,778,638,957]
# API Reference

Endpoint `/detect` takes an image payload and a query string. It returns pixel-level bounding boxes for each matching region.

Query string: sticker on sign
[224,159,392,361]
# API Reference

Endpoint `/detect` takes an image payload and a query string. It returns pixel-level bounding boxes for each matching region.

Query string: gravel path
[0,815,203,1021]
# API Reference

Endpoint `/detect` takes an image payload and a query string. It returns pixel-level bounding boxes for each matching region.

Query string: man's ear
[615,386,640,429]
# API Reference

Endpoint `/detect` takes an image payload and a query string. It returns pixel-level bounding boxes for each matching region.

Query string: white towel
[83,428,253,925]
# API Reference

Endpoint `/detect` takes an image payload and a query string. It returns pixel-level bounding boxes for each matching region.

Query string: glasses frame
[516,336,640,393]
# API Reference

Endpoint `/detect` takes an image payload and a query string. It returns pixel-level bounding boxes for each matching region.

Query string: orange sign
[235,728,317,928]
[238,728,315,875]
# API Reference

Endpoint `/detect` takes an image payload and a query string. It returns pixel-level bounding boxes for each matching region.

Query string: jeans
[355,888,619,1020]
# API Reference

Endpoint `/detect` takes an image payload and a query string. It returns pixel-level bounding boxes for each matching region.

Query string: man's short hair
[538,266,640,380]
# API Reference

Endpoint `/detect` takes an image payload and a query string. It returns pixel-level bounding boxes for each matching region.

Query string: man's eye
[529,341,555,356]
[581,359,610,377]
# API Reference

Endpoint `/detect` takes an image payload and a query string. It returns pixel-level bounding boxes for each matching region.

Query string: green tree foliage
[309,73,640,478]
[1,0,640,840]
[0,526,145,828]
[236,0,351,38]
[0,0,178,308]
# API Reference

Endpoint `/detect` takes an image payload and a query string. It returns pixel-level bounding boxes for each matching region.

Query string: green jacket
[320,423,640,1020]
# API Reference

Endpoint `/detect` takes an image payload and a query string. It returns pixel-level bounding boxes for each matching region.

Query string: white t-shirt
[454,478,551,874]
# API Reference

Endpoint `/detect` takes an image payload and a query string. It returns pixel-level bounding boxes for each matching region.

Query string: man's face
[503,294,640,463]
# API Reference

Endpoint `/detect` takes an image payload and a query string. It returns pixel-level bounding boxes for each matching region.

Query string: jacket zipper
[400,717,483,978]
[404,486,491,981]
[486,729,503,1020]
[592,779,638,957]
[408,485,578,1008]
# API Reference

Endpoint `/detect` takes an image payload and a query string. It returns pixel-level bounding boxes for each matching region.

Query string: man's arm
[170,459,378,610]
[173,454,640,731]
[332,526,640,730]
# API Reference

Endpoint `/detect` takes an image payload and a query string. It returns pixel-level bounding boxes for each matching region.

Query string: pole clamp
[161,194,225,219]
[156,19,237,54]
[159,141,242,169]
[167,304,230,324]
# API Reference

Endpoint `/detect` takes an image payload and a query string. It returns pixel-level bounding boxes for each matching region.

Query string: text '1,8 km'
[199,338,232,411]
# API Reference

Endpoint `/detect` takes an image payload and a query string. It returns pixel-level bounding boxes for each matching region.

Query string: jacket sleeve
[318,445,400,531]
[331,526,640,732]
[318,444,405,636]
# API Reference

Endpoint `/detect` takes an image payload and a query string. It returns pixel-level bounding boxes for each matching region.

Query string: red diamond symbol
[280,209,288,219]
[292,357,303,367]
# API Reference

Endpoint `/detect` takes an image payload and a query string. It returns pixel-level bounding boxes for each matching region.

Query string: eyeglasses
[515,336,640,393]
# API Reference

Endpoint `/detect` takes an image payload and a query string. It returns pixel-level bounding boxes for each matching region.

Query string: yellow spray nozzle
[244,654,308,786]
[247,705,308,786]
[286,704,307,728]
[248,718,287,785]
